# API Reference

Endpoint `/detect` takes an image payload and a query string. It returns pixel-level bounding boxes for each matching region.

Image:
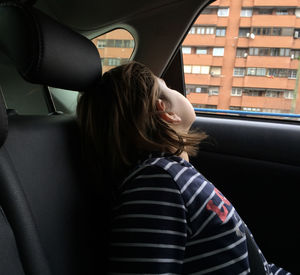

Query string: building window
[212,47,224,56]
[98,39,134,48]
[208,87,219,95]
[243,107,261,112]
[233,67,245,76]
[186,85,208,94]
[196,47,208,54]
[182,47,192,54]
[216,28,226,37]
[247,67,266,76]
[210,67,222,76]
[288,70,297,79]
[276,9,288,15]
[239,28,251,37]
[296,8,300,18]
[217,8,229,17]
[184,65,192,73]
[230,106,242,110]
[294,29,300,38]
[291,49,300,59]
[102,58,128,66]
[243,89,264,96]
[196,86,208,93]
[265,91,280,97]
[249,47,290,56]
[189,27,196,34]
[284,91,295,99]
[186,65,210,74]
[236,48,248,57]
[256,8,273,15]
[281,28,293,36]
[199,66,210,74]
[206,27,215,34]
[231,88,243,96]
[241,8,253,17]
[192,66,201,74]
[201,7,217,14]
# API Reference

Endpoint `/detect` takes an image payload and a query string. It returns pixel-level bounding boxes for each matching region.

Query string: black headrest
[0,90,8,148]
[0,1,102,91]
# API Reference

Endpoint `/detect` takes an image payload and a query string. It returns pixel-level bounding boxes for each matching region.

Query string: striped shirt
[109,154,292,274]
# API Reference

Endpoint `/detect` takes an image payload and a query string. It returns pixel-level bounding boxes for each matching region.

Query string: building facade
[183,0,300,114]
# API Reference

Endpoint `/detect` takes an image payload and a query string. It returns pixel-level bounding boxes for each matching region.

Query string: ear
[156,99,181,124]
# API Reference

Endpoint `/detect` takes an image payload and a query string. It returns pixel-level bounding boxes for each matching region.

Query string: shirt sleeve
[108,165,187,275]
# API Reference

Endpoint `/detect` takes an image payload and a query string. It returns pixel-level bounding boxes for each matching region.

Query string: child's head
[77,61,205,178]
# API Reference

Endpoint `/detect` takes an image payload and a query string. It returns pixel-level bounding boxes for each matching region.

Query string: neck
[180,151,189,162]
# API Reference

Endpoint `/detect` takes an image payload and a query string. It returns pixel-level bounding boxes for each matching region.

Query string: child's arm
[109,166,187,274]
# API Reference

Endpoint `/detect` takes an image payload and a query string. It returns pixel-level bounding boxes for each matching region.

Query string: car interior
[0,0,299,274]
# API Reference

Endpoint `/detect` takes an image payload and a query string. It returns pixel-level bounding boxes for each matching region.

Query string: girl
[77,61,290,274]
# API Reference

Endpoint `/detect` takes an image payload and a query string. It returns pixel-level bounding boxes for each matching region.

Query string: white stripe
[223,206,236,224]
[164,161,176,170]
[192,201,223,237]
[189,252,248,275]
[150,158,161,165]
[190,190,215,222]
[174,167,188,181]
[180,173,200,193]
[274,268,283,275]
[114,214,186,223]
[112,228,187,237]
[122,187,180,195]
[111,242,185,250]
[187,219,243,246]
[135,174,172,180]
[117,200,187,211]
[110,257,183,264]
[186,181,208,207]
[184,235,246,263]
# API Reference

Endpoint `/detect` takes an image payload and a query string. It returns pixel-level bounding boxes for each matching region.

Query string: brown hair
[77,61,206,184]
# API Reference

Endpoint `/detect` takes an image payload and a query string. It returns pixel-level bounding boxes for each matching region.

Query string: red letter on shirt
[206,188,231,222]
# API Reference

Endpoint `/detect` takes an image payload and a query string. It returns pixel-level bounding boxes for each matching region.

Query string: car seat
[0,1,104,274]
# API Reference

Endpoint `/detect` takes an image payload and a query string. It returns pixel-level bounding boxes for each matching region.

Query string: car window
[50,28,135,114]
[182,1,300,121]
[0,52,49,115]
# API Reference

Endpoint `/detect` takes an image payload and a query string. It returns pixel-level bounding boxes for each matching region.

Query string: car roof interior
[0,0,298,274]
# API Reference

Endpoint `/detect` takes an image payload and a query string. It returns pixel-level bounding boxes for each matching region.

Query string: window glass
[212,47,224,56]
[0,54,49,115]
[217,8,229,17]
[216,28,226,37]
[182,2,300,120]
[50,29,135,114]
[240,8,252,17]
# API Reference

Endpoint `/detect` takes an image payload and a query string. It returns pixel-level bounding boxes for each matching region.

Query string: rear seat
[0,1,103,274]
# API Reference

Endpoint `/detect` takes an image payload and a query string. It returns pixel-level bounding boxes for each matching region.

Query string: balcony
[247,36,294,48]
[254,0,298,6]
[187,93,219,105]
[243,76,292,89]
[252,15,296,27]
[230,96,292,110]
[240,17,252,27]
[195,15,218,25]
[183,35,215,46]
[185,74,210,85]
[183,54,213,66]
[245,56,292,69]
[185,74,222,86]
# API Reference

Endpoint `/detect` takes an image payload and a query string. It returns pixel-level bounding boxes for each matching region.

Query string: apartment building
[183,0,300,114]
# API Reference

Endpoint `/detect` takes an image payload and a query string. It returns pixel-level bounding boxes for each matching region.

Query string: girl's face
[157,77,196,133]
